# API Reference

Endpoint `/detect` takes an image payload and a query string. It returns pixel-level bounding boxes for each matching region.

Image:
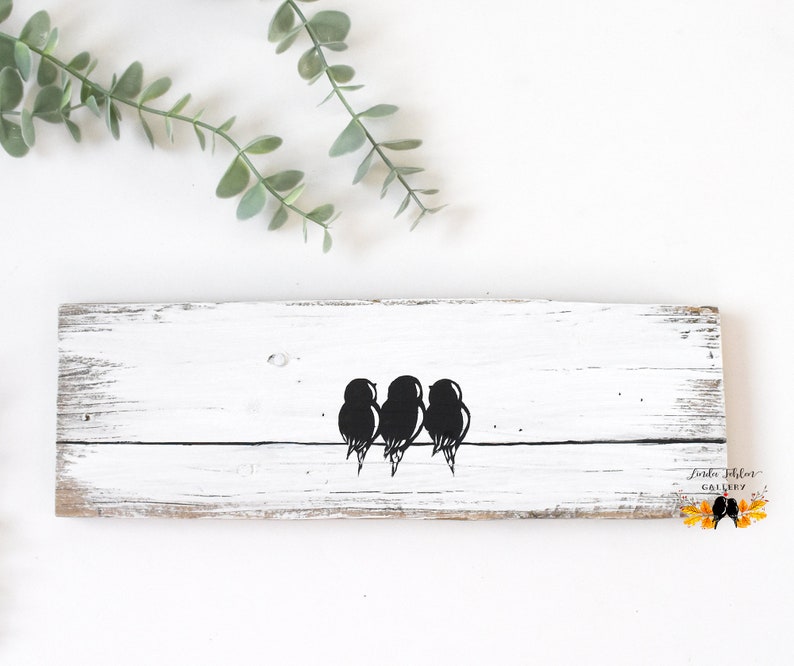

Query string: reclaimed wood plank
[56,300,727,518]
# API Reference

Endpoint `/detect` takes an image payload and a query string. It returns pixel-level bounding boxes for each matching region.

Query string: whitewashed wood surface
[56,300,727,518]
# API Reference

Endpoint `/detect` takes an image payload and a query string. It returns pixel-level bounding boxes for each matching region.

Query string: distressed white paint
[56,300,727,518]
[58,300,724,443]
[57,441,724,518]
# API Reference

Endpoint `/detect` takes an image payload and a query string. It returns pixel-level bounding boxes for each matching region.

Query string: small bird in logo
[338,379,380,475]
[425,379,470,475]
[711,494,740,529]
[380,375,425,476]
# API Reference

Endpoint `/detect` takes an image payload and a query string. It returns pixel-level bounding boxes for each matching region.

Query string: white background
[1,0,791,663]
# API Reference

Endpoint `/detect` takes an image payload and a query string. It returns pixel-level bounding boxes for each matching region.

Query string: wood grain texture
[56,300,727,519]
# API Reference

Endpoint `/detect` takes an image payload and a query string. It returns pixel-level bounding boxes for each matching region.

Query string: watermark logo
[679,486,768,530]
[685,466,761,493]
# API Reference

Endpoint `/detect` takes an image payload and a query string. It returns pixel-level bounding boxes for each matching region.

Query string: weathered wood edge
[57,299,721,320]
[55,494,681,519]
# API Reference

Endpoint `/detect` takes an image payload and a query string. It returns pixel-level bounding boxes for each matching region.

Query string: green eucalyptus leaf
[60,79,72,109]
[0,117,29,157]
[37,57,58,86]
[324,41,348,52]
[264,169,303,191]
[394,193,411,218]
[297,47,322,81]
[80,80,95,104]
[0,0,13,24]
[0,66,23,111]
[318,84,363,107]
[381,169,397,198]
[169,93,191,115]
[302,218,308,243]
[218,115,236,133]
[307,203,334,223]
[359,104,398,118]
[216,156,250,198]
[352,149,374,184]
[165,116,174,143]
[306,70,325,86]
[321,86,362,101]
[418,189,439,195]
[85,58,98,76]
[409,210,427,231]
[64,117,81,142]
[283,183,306,205]
[275,26,302,54]
[329,119,365,157]
[43,26,58,54]
[139,113,154,148]
[269,205,288,230]
[268,2,295,43]
[243,135,282,155]
[139,77,171,105]
[114,61,143,99]
[381,139,422,151]
[68,51,91,71]
[318,88,337,106]
[14,41,31,80]
[20,10,50,48]
[428,205,448,214]
[193,123,206,151]
[338,84,364,93]
[85,95,101,117]
[308,10,351,44]
[0,38,15,69]
[236,182,267,220]
[20,108,35,147]
[327,64,354,84]
[105,101,120,139]
[33,85,64,123]
[395,166,424,175]
[322,229,333,253]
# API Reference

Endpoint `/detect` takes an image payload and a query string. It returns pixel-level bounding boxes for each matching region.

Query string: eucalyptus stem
[20,39,316,225]
[0,4,338,251]
[287,1,426,218]
[268,0,445,229]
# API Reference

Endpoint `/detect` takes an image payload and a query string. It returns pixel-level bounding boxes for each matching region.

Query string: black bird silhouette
[380,375,425,476]
[425,379,470,475]
[338,379,380,475]
[711,495,740,529]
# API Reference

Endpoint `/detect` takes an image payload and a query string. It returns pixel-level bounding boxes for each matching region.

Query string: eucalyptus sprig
[268,0,445,230]
[0,1,337,252]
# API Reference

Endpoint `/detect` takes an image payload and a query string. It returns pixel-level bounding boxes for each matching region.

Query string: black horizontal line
[57,437,726,447]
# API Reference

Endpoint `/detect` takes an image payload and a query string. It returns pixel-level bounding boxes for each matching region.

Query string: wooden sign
[56,300,726,519]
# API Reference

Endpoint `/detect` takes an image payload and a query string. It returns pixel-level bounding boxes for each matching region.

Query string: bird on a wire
[338,378,381,475]
[425,378,470,475]
[380,375,425,476]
